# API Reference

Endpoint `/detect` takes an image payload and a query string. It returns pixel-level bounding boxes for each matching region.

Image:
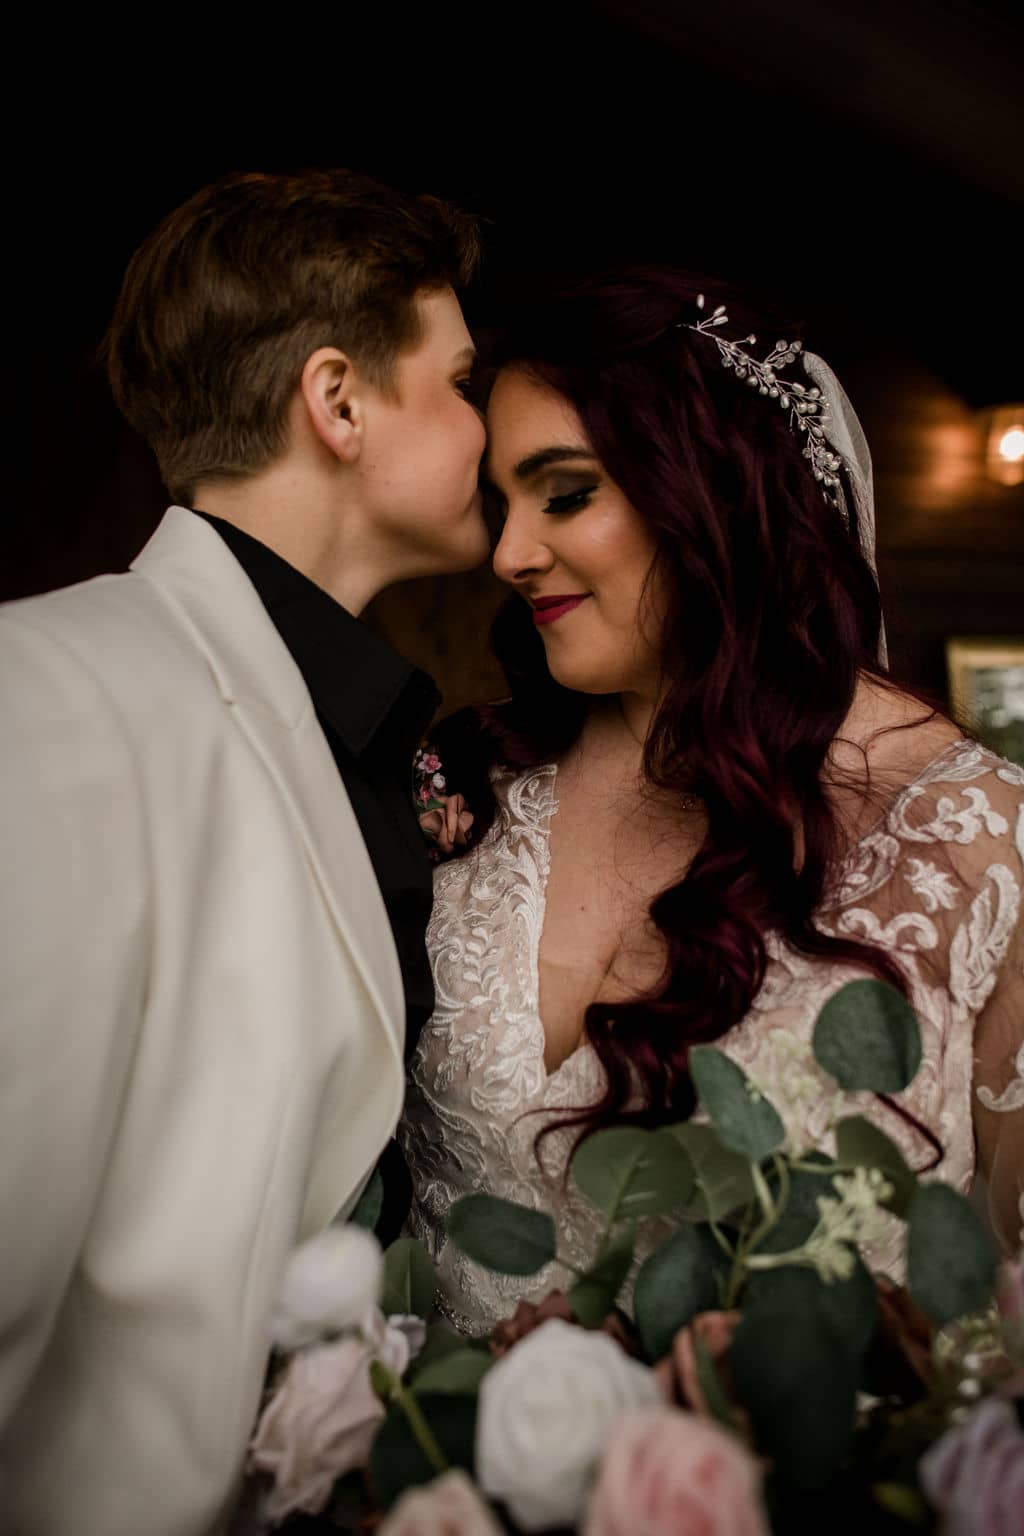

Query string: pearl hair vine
[675,294,848,513]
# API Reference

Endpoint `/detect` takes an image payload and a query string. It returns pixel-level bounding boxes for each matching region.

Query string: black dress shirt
[193,510,439,1241]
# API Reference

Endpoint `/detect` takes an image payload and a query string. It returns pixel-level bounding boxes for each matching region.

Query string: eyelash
[453,377,477,402]
[544,486,597,515]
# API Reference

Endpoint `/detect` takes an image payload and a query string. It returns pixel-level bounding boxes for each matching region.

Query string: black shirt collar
[193,509,439,758]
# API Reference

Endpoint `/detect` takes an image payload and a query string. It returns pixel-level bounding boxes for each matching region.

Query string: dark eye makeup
[544,485,598,515]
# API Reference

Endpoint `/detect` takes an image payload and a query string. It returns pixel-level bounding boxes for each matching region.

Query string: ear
[299,346,364,464]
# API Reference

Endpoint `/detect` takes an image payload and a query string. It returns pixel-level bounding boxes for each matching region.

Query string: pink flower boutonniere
[413,744,474,860]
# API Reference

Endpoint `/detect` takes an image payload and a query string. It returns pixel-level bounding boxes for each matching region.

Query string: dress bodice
[399,740,1024,1334]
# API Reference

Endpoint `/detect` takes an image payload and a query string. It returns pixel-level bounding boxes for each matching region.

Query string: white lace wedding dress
[399,739,1024,1335]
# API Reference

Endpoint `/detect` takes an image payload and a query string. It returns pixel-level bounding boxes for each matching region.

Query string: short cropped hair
[104,168,481,502]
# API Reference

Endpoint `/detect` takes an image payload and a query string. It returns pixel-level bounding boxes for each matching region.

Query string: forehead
[408,287,474,360]
[485,368,588,481]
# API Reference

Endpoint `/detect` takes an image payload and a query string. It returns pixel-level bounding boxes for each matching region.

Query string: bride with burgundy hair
[399,269,1023,1336]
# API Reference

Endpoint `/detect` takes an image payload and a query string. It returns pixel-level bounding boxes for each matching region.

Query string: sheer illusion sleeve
[827,742,1022,1260]
[967,773,1024,1250]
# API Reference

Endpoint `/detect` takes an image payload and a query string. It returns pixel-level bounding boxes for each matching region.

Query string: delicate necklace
[615,697,704,814]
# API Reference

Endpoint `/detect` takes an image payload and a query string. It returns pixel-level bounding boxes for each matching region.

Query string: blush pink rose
[248,1336,384,1524]
[378,1469,505,1536]
[585,1406,770,1536]
[919,1396,1024,1536]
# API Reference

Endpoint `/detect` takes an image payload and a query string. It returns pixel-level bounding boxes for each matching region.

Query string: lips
[531,594,590,627]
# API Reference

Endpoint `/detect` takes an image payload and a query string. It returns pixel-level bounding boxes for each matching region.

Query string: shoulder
[887,738,1023,846]
[1,572,215,720]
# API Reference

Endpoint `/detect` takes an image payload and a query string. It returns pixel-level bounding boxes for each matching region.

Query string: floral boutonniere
[413,744,474,860]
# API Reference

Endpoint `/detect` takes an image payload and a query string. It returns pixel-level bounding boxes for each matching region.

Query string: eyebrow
[451,346,478,368]
[510,446,598,480]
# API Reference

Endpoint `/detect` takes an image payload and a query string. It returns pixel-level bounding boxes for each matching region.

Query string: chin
[544,657,621,696]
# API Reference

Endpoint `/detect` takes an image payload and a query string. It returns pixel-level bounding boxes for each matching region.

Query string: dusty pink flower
[585,1406,769,1536]
[919,1396,1024,1535]
[421,754,441,773]
[248,1336,384,1524]
[378,1469,504,1536]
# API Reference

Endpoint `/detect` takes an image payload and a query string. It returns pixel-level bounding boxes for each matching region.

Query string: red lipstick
[531,594,590,627]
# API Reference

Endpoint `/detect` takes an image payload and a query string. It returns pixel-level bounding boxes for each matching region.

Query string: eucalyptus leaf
[369,1393,476,1509]
[834,1115,917,1217]
[381,1238,438,1318]
[571,1127,693,1222]
[689,1047,786,1162]
[447,1194,556,1276]
[568,1226,636,1327]
[907,1183,997,1326]
[665,1122,758,1221]
[756,1153,836,1256]
[730,1297,858,1489]
[349,1167,384,1232]
[744,1257,879,1365]
[408,1325,474,1383]
[410,1348,493,1396]
[812,980,922,1093]
[633,1224,721,1362]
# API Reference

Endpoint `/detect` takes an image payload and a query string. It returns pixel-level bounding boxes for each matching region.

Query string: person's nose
[491,507,556,588]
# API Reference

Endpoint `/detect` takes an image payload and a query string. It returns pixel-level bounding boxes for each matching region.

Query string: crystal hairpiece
[675,295,847,512]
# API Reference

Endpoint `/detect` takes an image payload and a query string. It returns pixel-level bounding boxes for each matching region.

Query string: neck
[617,688,659,747]
[193,467,388,616]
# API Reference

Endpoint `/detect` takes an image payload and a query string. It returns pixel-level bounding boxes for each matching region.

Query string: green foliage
[907,1183,998,1325]
[665,1122,758,1221]
[813,981,922,1093]
[349,1167,384,1232]
[633,1225,723,1362]
[447,1194,557,1276]
[570,1127,694,1222]
[368,1394,476,1508]
[568,1226,637,1326]
[381,1238,438,1318]
[689,1047,787,1161]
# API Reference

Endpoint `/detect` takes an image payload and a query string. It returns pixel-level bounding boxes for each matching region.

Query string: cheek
[576,510,659,620]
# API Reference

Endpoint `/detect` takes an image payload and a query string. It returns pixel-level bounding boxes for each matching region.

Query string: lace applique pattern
[401,740,1023,1333]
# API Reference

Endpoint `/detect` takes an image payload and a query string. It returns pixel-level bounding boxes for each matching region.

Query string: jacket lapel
[131,507,407,1088]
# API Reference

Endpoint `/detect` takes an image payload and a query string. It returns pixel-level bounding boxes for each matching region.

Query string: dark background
[21,0,1024,709]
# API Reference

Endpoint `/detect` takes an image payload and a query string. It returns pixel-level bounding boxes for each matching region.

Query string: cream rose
[378,1469,505,1536]
[585,1406,770,1536]
[476,1318,662,1532]
[271,1223,383,1350]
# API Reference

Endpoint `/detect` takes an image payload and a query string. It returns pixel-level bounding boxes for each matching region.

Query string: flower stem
[393,1382,449,1475]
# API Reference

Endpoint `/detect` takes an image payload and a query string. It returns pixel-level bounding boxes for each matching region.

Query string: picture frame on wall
[945,636,1024,765]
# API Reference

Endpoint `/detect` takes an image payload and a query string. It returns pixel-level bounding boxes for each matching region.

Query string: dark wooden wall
[16,0,1022,722]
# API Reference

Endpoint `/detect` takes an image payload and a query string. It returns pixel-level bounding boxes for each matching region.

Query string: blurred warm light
[986,404,1024,486]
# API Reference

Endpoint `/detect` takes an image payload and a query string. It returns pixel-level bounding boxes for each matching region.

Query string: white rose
[272,1224,383,1350]
[476,1319,662,1532]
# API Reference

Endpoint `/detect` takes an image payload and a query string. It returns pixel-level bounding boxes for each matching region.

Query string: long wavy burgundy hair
[437,268,935,1154]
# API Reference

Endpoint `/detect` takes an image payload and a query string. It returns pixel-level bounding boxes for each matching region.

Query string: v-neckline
[525,737,978,1081]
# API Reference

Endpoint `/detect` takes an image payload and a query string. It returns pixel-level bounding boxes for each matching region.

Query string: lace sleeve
[969,775,1024,1252]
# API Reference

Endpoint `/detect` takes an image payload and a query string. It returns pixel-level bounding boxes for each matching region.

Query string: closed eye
[544,486,597,515]
[453,376,484,408]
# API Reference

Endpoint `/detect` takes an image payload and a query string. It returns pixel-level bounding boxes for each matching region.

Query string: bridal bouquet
[242,980,1023,1535]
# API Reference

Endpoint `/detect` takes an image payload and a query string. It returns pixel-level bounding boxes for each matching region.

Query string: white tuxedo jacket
[0,508,407,1535]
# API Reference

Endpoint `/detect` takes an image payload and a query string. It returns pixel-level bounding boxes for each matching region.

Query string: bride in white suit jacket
[1,171,488,1536]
